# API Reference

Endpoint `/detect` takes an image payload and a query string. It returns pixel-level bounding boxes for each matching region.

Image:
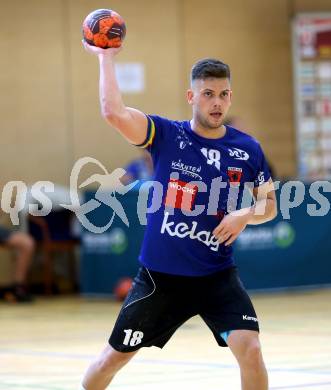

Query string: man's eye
[204,91,212,97]
[222,91,229,97]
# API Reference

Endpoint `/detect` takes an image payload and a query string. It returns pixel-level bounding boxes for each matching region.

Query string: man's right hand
[82,40,122,57]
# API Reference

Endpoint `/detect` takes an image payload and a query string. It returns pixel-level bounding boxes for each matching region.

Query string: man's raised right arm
[83,42,148,145]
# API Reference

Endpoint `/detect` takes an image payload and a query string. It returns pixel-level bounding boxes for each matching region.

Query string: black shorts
[109,266,259,352]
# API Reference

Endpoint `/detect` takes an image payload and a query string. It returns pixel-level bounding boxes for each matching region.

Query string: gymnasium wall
[1,0,331,284]
[2,0,331,191]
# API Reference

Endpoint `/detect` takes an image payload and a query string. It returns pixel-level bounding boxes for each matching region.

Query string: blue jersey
[136,115,271,276]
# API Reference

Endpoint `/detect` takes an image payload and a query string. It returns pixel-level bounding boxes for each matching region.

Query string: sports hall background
[1,1,331,389]
[0,0,330,285]
[3,0,316,187]
[2,0,331,187]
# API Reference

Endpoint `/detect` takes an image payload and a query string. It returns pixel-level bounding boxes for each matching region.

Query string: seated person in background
[0,226,35,302]
[122,149,154,183]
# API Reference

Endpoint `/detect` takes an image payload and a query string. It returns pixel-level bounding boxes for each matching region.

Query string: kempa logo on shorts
[242,315,258,322]
[228,147,249,161]
[160,211,220,252]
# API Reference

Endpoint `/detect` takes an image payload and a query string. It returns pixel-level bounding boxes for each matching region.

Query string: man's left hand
[212,208,253,246]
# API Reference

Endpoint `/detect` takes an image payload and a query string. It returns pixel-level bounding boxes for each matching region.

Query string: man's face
[187,77,232,129]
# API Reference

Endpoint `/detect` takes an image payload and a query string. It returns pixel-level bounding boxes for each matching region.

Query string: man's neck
[190,119,226,139]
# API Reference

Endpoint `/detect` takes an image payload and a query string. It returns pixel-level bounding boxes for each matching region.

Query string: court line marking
[0,383,65,390]
[1,377,331,390]
[0,348,330,377]
[271,382,331,389]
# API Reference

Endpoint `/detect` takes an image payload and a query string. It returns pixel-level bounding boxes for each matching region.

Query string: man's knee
[240,340,264,370]
[96,345,136,374]
[8,232,35,253]
[228,331,264,370]
[24,235,35,253]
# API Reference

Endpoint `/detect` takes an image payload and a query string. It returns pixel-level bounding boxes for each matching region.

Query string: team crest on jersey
[228,147,249,161]
[227,167,243,186]
[175,125,192,150]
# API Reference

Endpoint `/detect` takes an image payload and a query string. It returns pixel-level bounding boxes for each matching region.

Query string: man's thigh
[109,267,195,352]
[199,268,259,346]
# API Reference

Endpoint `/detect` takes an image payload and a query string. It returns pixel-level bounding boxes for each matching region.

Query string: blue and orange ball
[82,9,126,49]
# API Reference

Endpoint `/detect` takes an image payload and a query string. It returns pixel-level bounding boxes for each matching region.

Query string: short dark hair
[191,58,231,82]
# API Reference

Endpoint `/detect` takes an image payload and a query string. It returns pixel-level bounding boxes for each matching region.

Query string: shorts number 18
[123,329,144,346]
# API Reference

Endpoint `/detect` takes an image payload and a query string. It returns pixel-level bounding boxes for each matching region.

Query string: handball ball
[114,277,133,301]
[82,9,126,49]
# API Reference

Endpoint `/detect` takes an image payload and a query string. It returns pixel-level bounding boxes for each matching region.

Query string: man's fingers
[82,40,95,53]
[224,234,238,246]
[82,40,123,56]
[218,232,231,244]
[82,40,90,49]
[213,223,226,236]
[82,40,104,54]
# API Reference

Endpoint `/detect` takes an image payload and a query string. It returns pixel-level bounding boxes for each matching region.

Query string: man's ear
[187,89,194,105]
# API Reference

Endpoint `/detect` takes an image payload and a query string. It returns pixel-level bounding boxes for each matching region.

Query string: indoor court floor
[0,288,330,390]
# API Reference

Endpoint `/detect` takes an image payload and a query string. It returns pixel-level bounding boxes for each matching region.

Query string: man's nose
[213,96,222,106]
